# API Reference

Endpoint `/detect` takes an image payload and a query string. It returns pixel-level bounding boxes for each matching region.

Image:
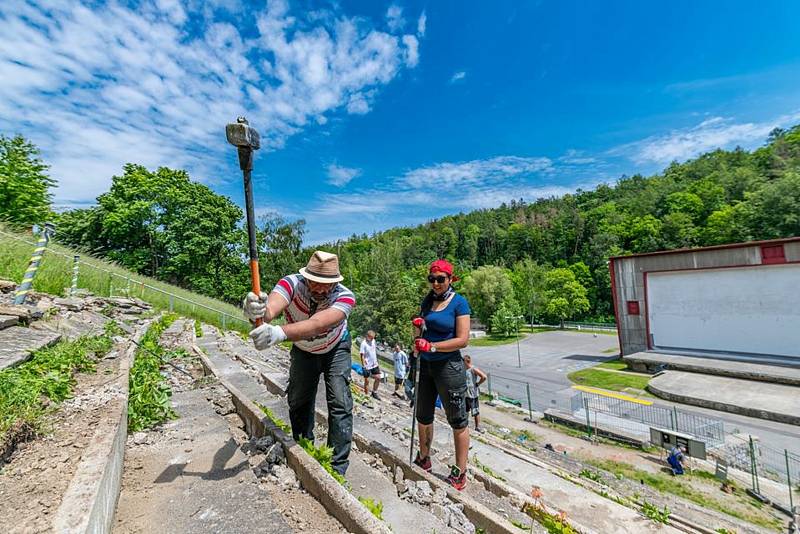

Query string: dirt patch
[0,353,124,534]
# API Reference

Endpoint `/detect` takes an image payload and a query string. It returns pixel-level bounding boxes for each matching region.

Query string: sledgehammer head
[226,116,261,150]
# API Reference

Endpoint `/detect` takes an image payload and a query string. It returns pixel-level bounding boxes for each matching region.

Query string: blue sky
[2,1,800,243]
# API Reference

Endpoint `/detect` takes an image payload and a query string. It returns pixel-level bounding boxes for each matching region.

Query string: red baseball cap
[429,259,458,280]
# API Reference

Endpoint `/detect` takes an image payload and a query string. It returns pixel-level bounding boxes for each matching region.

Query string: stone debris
[397,479,476,533]
[0,279,16,293]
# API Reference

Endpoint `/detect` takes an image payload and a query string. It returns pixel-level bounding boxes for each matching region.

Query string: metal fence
[0,228,249,330]
[485,371,799,514]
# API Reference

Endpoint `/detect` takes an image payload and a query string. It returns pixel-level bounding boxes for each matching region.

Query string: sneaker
[371,391,380,400]
[446,465,467,491]
[413,452,432,472]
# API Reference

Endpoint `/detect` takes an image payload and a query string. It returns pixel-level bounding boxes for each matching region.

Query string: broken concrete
[194,338,391,534]
[0,314,17,330]
[0,326,61,370]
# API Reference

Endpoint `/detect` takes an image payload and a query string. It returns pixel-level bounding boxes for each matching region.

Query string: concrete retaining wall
[53,324,147,534]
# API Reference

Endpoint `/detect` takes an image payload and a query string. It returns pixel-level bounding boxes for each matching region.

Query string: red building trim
[609,236,800,261]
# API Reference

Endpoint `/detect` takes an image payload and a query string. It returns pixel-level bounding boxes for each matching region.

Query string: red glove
[412,317,425,329]
[414,337,433,353]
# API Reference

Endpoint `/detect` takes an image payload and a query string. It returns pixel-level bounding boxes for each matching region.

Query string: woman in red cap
[412,259,472,490]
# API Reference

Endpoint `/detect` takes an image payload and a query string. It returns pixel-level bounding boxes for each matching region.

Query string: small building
[609,237,800,366]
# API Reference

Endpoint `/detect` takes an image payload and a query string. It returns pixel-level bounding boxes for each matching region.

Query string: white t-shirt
[360,338,378,369]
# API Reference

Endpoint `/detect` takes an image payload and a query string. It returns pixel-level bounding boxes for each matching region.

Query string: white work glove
[249,323,287,350]
[243,291,268,322]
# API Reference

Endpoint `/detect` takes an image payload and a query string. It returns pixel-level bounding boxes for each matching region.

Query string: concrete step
[211,330,680,534]
[199,328,504,534]
[0,326,61,370]
[625,351,800,386]
[648,371,800,425]
[114,388,294,534]
[0,314,18,331]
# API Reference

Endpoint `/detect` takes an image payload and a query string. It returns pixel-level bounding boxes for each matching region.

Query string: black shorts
[466,396,480,416]
[394,376,404,385]
[415,353,468,430]
[363,366,381,377]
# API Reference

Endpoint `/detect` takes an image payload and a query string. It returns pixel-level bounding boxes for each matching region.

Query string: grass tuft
[0,321,120,446]
[127,314,180,431]
[298,437,347,486]
[357,496,384,521]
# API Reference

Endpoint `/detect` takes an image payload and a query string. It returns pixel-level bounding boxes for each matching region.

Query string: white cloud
[326,164,361,187]
[450,71,467,83]
[620,113,800,164]
[386,4,405,32]
[0,0,419,204]
[402,156,553,189]
[559,149,598,165]
[417,11,427,36]
[402,35,419,68]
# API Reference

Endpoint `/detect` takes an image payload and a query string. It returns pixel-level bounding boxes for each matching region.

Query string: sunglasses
[427,274,448,284]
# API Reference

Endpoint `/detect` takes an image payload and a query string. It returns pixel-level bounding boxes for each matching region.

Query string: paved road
[467,331,800,454]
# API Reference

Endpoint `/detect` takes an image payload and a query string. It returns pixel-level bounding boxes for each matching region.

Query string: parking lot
[466,330,618,395]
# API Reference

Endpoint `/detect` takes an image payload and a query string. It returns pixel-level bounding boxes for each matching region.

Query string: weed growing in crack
[357,496,384,521]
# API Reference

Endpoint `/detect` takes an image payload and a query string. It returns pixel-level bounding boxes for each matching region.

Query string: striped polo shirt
[273,274,356,354]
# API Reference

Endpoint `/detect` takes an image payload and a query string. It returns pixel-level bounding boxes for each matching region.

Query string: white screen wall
[646,264,800,358]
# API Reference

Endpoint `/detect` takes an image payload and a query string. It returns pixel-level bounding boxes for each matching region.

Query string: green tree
[57,164,246,302]
[461,265,513,327]
[543,268,590,327]
[510,258,547,323]
[0,135,55,226]
[490,298,522,336]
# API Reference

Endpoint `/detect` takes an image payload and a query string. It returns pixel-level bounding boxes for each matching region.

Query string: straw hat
[300,250,344,283]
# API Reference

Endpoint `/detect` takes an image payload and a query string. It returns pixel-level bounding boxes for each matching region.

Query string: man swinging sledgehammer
[243,251,356,476]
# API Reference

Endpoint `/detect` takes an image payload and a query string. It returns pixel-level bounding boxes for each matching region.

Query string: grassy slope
[0,226,248,333]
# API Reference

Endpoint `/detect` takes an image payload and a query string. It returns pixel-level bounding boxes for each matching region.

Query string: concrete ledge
[53,325,146,534]
[194,345,390,534]
[0,327,62,371]
[625,351,800,386]
[647,371,800,426]
[255,368,519,534]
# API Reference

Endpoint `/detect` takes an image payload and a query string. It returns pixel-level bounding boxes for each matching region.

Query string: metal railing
[485,371,799,514]
[0,228,249,330]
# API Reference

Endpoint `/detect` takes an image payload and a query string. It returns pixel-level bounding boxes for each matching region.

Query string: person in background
[463,355,487,433]
[392,343,409,399]
[360,330,381,400]
[667,445,686,475]
[412,259,472,491]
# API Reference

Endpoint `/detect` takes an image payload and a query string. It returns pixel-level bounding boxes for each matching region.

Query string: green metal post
[221,313,226,330]
[786,449,794,513]
[584,396,592,437]
[749,435,760,494]
[13,223,54,304]
[487,374,492,397]
[169,295,174,312]
[526,382,533,421]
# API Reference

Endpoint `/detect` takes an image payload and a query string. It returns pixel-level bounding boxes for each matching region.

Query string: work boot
[413,452,432,472]
[446,465,467,491]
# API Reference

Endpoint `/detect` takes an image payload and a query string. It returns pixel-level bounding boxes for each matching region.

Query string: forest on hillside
[2,126,799,344]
